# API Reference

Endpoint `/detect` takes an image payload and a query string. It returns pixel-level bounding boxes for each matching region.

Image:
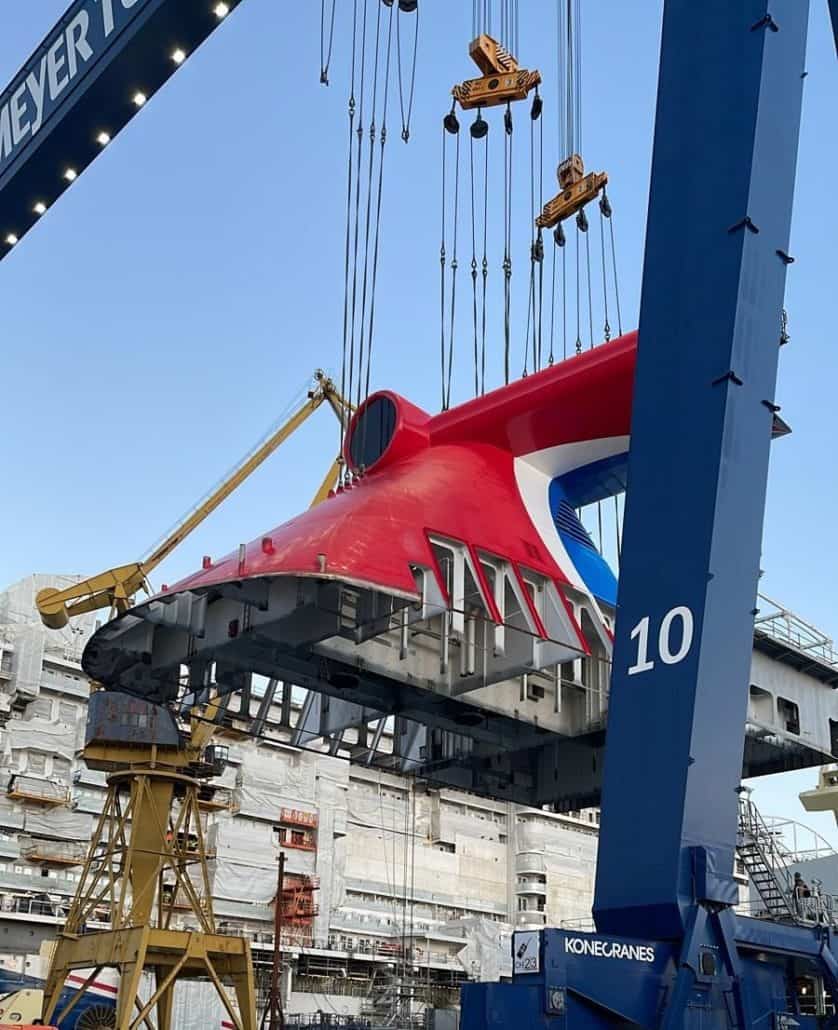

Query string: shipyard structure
[0,575,602,1025]
[3,573,838,1026]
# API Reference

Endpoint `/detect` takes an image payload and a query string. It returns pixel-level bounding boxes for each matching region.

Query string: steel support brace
[594,0,810,942]
[830,0,838,53]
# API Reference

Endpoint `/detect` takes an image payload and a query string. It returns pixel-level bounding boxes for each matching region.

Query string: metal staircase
[737,793,798,922]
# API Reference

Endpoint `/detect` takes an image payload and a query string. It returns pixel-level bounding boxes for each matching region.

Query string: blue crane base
[462,916,838,1029]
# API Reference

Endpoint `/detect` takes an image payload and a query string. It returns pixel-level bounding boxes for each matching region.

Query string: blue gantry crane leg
[461,0,838,1027]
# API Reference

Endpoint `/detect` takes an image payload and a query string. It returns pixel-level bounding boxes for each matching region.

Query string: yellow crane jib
[35,370,351,631]
[451,33,541,111]
[537,153,608,230]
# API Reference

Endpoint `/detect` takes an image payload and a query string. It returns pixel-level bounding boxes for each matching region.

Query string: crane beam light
[0,0,247,260]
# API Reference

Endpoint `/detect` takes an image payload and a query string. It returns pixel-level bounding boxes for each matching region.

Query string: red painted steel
[165,333,637,602]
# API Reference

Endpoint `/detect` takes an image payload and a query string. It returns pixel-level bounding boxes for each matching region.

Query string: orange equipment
[451,34,540,111]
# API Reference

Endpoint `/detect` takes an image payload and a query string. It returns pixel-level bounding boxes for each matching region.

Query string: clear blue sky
[1,2,836,840]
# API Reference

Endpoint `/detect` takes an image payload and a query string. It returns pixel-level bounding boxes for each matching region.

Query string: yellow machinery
[36,370,349,630]
[537,153,608,230]
[0,988,50,1026]
[42,701,251,1030]
[36,372,350,1029]
[450,33,541,111]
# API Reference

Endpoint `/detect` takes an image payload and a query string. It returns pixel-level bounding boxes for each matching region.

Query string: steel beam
[0,0,246,260]
[593,0,810,942]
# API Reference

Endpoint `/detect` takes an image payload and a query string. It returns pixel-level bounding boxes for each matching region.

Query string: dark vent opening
[349,396,397,470]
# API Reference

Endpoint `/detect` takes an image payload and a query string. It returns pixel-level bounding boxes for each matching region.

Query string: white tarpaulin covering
[0,796,24,830]
[7,718,75,760]
[444,916,512,981]
[23,807,91,841]
[234,743,318,819]
[212,859,277,903]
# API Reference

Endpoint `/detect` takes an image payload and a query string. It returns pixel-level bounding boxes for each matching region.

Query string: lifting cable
[345,0,370,436]
[548,223,567,364]
[500,0,520,61]
[581,206,594,350]
[501,0,520,385]
[472,0,491,38]
[339,1,413,473]
[339,0,362,471]
[598,193,612,342]
[354,0,393,412]
[559,0,582,160]
[524,90,544,376]
[607,192,623,336]
[557,0,622,561]
[440,116,461,410]
[442,0,537,401]
[574,220,582,355]
[396,1,419,141]
[319,0,338,85]
[469,114,489,397]
[361,6,397,406]
[502,103,513,384]
[479,131,489,394]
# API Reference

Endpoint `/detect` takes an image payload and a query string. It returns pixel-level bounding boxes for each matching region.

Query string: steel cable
[480,132,489,394]
[339,0,361,472]
[320,0,338,85]
[599,201,612,342]
[355,0,387,414]
[346,0,370,446]
[396,0,419,141]
[445,131,461,409]
[503,105,513,384]
[469,132,480,397]
[361,0,396,419]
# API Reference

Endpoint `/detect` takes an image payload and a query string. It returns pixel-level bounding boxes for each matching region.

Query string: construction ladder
[736,793,798,922]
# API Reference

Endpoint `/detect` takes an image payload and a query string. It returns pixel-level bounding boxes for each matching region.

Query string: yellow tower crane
[35,370,350,630]
[35,370,350,1030]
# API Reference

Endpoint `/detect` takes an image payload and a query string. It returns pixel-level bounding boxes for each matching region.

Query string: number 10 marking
[628,606,694,675]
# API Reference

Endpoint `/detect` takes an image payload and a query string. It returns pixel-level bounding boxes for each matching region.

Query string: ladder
[736,794,798,922]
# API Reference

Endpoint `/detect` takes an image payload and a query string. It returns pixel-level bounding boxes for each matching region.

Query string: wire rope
[480,131,489,394]
[574,221,582,355]
[608,201,623,336]
[445,131,461,409]
[319,0,338,85]
[469,132,480,397]
[583,211,594,349]
[361,1,396,417]
[440,124,448,411]
[502,104,513,383]
[599,200,612,342]
[549,230,557,367]
[396,0,419,141]
[339,0,361,473]
[346,0,370,456]
[355,0,386,414]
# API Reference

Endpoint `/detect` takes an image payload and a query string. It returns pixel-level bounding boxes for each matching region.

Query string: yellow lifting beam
[451,33,541,111]
[537,153,608,230]
[35,371,351,631]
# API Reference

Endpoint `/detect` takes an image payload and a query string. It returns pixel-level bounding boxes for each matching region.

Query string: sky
[0,2,836,842]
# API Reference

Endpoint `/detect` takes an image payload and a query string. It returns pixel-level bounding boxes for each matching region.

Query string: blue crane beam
[0,0,245,260]
[593,0,810,944]
[460,1,838,1025]
[831,0,838,51]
